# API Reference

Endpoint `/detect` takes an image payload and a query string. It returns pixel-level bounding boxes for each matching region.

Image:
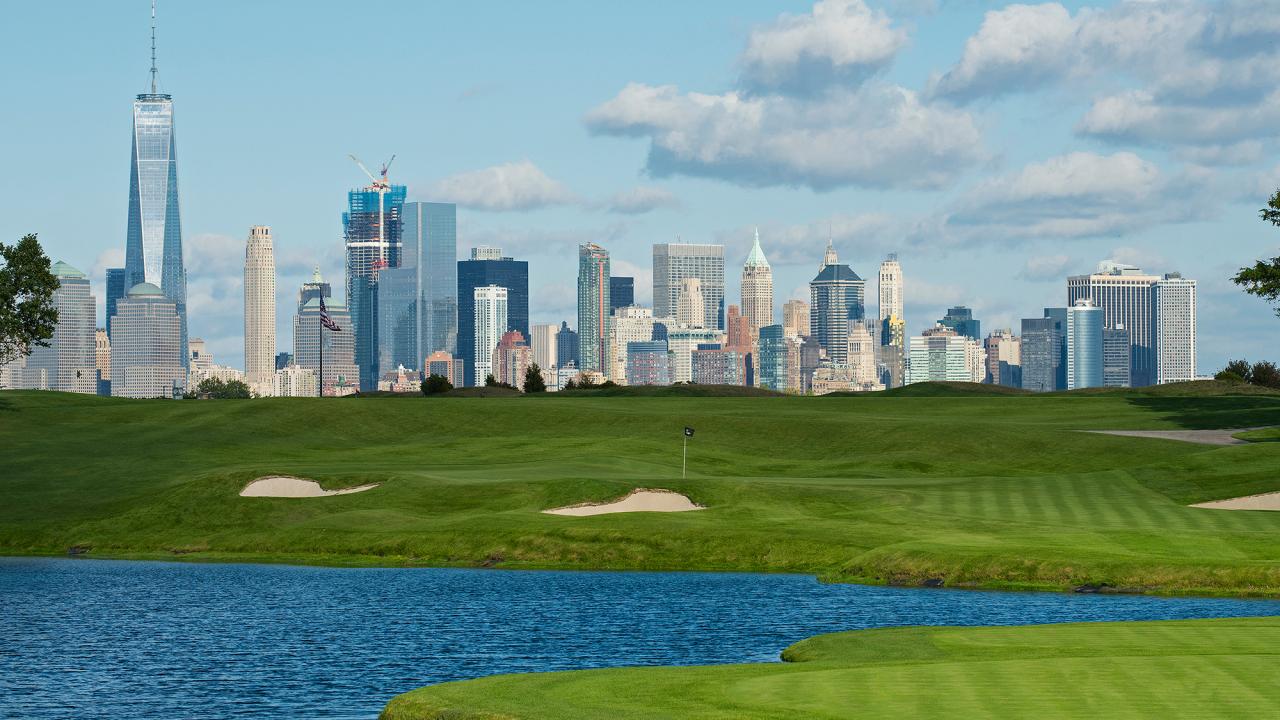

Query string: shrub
[1252,361,1280,389]
[420,374,452,395]
[1215,370,1246,384]
[1224,359,1253,383]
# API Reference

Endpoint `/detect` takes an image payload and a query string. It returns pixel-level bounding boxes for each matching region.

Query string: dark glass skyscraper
[556,321,579,368]
[939,306,981,340]
[457,250,528,386]
[344,182,407,390]
[609,276,634,313]
[105,267,126,339]
[124,29,187,368]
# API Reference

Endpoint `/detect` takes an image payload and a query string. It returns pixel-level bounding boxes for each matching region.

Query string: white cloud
[1020,254,1073,281]
[610,258,653,306]
[718,213,921,267]
[1078,89,1280,146]
[929,3,1078,101]
[604,186,680,214]
[739,0,908,95]
[427,161,577,212]
[586,82,983,190]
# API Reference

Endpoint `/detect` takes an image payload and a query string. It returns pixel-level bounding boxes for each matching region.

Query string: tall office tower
[294,296,356,396]
[609,276,634,313]
[676,278,706,327]
[110,282,183,398]
[799,335,822,393]
[457,248,528,386]
[473,285,509,385]
[1043,306,1068,390]
[1103,325,1132,387]
[905,326,983,385]
[275,351,292,370]
[492,330,532,389]
[124,9,187,368]
[243,226,276,393]
[878,254,903,330]
[425,351,465,388]
[938,306,981,340]
[556,321,579,368]
[1067,263,1160,386]
[105,268,127,339]
[1020,310,1066,393]
[724,305,754,386]
[846,323,880,388]
[983,329,1021,385]
[653,243,725,330]
[809,245,865,365]
[577,243,611,374]
[1153,273,1197,384]
[610,306,660,383]
[298,267,332,313]
[820,239,839,270]
[740,228,774,334]
[26,262,96,394]
[757,324,788,390]
[344,167,407,390]
[95,328,111,395]
[782,299,810,338]
[377,265,418,375]
[626,340,671,386]
[402,202,458,357]
[531,323,560,371]
[1066,299,1104,389]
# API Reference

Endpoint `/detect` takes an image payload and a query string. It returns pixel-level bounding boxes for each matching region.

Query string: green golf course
[380,616,1280,719]
[2,382,1280,596]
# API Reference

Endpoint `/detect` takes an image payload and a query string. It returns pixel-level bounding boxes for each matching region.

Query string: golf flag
[684,426,695,438]
[319,298,342,332]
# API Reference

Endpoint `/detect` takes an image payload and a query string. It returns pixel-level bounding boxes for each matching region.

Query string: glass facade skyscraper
[344,183,407,390]
[105,267,127,340]
[577,244,611,374]
[457,250,529,387]
[653,244,725,331]
[939,306,981,341]
[809,247,865,366]
[125,90,187,368]
[1066,300,1103,389]
[757,324,788,391]
[609,276,634,314]
[402,202,458,359]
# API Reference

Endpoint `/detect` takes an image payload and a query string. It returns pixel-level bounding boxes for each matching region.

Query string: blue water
[2,558,1278,719]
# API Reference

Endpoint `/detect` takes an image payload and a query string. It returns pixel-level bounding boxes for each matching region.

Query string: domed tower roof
[744,227,770,270]
[127,282,164,297]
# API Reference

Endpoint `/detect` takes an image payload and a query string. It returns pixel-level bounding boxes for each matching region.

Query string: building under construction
[343,157,406,391]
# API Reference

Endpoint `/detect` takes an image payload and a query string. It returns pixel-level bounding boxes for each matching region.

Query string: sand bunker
[1191,492,1280,511]
[239,476,379,498]
[1085,429,1259,446]
[543,489,704,516]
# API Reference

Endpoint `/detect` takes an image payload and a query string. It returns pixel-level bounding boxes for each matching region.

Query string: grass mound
[381,617,1280,719]
[559,384,784,398]
[879,381,1031,397]
[3,389,1280,595]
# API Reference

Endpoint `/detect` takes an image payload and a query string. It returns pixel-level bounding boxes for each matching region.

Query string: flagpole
[319,317,324,398]
[683,435,687,479]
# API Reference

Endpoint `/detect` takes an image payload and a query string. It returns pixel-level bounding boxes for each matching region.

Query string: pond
[3,557,1277,719]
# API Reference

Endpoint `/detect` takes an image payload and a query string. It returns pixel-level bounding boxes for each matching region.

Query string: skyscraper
[95,328,111,395]
[402,202,458,357]
[808,243,865,365]
[740,228,774,334]
[1066,299,1103,390]
[473,285,508,385]
[26,262,96,394]
[295,297,356,396]
[1103,325,1132,388]
[878,254,903,331]
[111,282,183,398]
[757,324,788,391]
[782,299,810,338]
[653,243,725,330]
[457,248,528,386]
[939,306,981,341]
[344,165,407,390]
[1067,264,1160,387]
[492,330,532,389]
[1153,273,1197,384]
[105,268,127,340]
[577,243,611,374]
[531,323,560,371]
[984,329,1021,386]
[556,321,579,369]
[610,306,661,383]
[243,226,276,393]
[124,8,187,369]
[298,267,332,313]
[905,326,983,385]
[676,278,706,327]
[1021,311,1065,393]
[609,276,634,314]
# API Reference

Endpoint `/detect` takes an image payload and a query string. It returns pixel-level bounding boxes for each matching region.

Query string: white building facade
[740,229,774,335]
[473,285,508,385]
[244,225,276,394]
[111,283,184,398]
[1154,273,1197,384]
[26,261,96,394]
[653,243,725,330]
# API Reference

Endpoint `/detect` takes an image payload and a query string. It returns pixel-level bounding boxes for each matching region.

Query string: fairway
[380,617,1280,719]
[3,384,1280,595]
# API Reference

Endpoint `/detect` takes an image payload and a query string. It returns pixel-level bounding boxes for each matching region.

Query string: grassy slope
[3,387,1280,594]
[380,617,1280,719]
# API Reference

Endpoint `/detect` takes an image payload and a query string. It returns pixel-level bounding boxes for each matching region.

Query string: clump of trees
[1216,359,1280,389]
[420,374,453,395]
[0,234,58,368]
[483,374,517,390]
[1235,190,1280,316]
[187,377,252,399]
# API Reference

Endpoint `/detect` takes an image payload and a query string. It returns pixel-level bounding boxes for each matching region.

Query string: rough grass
[3,389,1280,595]
[380,617,1280,719]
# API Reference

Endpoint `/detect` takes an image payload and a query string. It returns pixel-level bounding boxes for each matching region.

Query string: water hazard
[3,557,1278,719]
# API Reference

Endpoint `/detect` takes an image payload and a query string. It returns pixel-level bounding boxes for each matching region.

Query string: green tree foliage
[0,234,59,366]
[1235,190,1280,316]
[484,373,498,387]
[523,363,547,393]
[420,374,453,395]
[192,377,252,399]
[1251,361,1280,389]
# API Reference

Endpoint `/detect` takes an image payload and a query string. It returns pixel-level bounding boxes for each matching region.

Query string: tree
[1224,359,1253,383]
[420,373,452,395]
[0,234,59,366]
[484,373,498,387]
[523,363,546,393]
[1235,190,1280,316]
[191,377,252,399]
[1251,361,1280,389]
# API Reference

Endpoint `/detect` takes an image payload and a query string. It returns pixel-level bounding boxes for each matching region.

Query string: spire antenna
[150,0,158,94]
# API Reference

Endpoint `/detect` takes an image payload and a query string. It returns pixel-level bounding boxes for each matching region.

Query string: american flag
[319,298,342,332]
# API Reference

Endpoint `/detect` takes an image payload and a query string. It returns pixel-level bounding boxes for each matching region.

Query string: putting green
[2,383,1280,594]
[380,617,1280,719]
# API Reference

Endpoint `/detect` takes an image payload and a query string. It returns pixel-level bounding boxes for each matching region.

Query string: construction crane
[348,154,396,262]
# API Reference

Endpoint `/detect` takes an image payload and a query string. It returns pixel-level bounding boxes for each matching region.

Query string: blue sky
[3,0,1279,371]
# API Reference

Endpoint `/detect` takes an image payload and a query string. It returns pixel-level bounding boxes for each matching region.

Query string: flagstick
[683,434,687,480]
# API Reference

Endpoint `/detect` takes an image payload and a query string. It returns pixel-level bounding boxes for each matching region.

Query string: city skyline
[3,1,1280,372]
